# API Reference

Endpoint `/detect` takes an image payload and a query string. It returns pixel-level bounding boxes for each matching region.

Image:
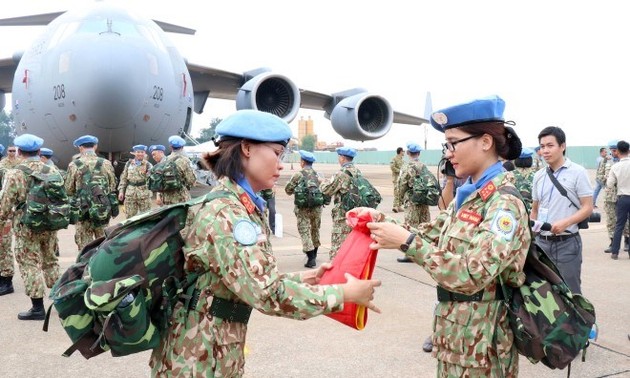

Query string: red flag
[319,211,378,330]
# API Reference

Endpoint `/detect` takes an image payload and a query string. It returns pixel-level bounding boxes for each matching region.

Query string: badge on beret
[490,209,517,241]
[432,112,448,126]
[233,219,258,246]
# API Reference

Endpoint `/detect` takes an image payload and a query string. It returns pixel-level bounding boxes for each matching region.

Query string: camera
[577,211,601,229]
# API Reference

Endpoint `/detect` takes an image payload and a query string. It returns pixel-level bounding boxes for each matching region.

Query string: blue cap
[336,147,357,158]
[149,144,166,153]
[519,147,534,159]
[431,95,505,133]
[132,144,147,152]
[0,144,4,154]
[608,139,619,149]
[168,136,186,148]
[14,134,44,152]
[215,110,292,145]
[40,148,54,157]
[406,143,422,154]
[73,135,98,147]
[298,150,316,163]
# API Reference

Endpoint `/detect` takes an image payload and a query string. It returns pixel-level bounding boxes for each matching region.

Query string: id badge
[539,207,549,223]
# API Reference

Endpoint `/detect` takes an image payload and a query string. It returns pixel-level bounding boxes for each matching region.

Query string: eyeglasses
[262,144,287,162]
[441,134,482,152]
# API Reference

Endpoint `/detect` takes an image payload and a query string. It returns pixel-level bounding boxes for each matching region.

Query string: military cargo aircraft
[0,2,427,168]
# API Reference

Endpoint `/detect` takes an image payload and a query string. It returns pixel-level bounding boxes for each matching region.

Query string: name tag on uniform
[458,210,482,225]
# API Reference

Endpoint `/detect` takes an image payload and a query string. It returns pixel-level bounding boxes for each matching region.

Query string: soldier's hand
[366,221,411,250]
[301,263,333,285]
[341,273,381,313]
[118,192,124,202]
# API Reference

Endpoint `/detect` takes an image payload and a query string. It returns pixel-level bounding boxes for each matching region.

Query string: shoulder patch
[490,209,517,240]
[233,219,258,246]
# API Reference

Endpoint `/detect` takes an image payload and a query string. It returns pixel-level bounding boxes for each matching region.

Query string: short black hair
[396,147,404,154]
[618,140,630,154]
[538,126,566,155]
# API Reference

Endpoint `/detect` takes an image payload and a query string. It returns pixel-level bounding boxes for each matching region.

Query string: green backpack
[43,191,228,359]
[340,169,381,211]
[74,159,118,226]
[513,169,534,211]
[408,164,441,206]
[497,186,596,370]
[17,164,71,232]
[294,170,325,209]
[148,155,183,192]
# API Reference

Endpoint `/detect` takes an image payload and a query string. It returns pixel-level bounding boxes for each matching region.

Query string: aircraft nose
[72,36,148,129]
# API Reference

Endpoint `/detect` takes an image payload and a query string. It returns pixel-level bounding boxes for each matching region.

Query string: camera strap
[546,168,581,209]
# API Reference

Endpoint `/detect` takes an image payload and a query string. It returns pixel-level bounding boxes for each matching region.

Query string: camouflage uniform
[513,166,536,211]
[390,154,404,209]
[320,163,360,259]
[149,178,344,377]
[396,159,431,229]
[0,155,23,279]
[395,173,530,377]
[0,157,60,298]
[158,151,197,234]
[285,166,322,252]
[65,151,117,251]
[604,158,630,239]
[118,159,153,218]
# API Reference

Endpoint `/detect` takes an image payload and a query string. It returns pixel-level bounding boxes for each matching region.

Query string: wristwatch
[400,232,416,252]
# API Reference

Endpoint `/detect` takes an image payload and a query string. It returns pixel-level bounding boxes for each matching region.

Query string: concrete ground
[1,164,629,378]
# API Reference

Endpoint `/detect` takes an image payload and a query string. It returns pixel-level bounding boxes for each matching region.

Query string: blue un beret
[336,147,357,158]
[519,147,534,159]
[298,150,316,163]
[608,139,619,149]
[73,135,98,147]
[132,144,147,152]
[431,95,506,133]
[40,148,54,157]
[14,134,44,152]
[0,144,4,155]
[168,136,186,148]
[149,144,166,153]
[407,143,422,154]
[215,110,292,145]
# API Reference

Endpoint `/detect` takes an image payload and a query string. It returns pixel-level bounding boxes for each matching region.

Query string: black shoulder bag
[546,168,589,229]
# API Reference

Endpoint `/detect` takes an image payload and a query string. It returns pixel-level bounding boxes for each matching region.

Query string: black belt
[538,233,577,242]
[127,181,147,187]
[436,286,504,302]
[182,289,253,324]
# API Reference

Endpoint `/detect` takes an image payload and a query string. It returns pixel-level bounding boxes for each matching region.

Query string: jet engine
[330,92,393,141]
[236,70,300,123]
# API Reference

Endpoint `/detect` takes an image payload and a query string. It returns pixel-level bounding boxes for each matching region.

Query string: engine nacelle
[330,93,393,141]
[236,72,300,123]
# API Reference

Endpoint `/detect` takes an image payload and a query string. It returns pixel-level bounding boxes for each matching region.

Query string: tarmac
[1,163,630,378]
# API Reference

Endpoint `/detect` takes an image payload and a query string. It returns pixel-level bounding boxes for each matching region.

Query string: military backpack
[17,164,71,231]
[148,155,183,192]
[294,170,325,209]
[512,169,533,211]
[340,169,381,211]
[497,186,596,371]
[408,163,441,206]
[43,191,228,359]
[74,158,118,226]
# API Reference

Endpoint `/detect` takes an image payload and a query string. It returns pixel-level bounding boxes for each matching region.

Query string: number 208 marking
[152,85,164,101]
[53,84,65,100]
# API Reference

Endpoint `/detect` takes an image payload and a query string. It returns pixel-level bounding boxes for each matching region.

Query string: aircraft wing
[186,63,428,134]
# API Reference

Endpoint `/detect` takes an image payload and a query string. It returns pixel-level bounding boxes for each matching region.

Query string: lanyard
[541,166,564,206]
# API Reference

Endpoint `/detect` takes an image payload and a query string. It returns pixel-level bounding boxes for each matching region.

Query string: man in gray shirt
[531,126,593,294]
[606,140,630,259]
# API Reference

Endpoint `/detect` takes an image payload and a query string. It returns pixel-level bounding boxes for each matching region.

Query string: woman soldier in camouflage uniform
[364,96,530,377]
[150,110,381,378]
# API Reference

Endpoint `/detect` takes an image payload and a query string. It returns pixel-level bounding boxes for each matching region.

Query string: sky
[0,0,628,151]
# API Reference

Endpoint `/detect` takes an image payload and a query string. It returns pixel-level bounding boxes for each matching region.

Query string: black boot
[304,249,317,268]
[18,297,45,321]
[0,276,14,296]
[624,237,630,252]
[604,238,613,253]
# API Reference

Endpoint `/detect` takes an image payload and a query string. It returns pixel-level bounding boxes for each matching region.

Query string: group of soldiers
[0,133,196,321]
